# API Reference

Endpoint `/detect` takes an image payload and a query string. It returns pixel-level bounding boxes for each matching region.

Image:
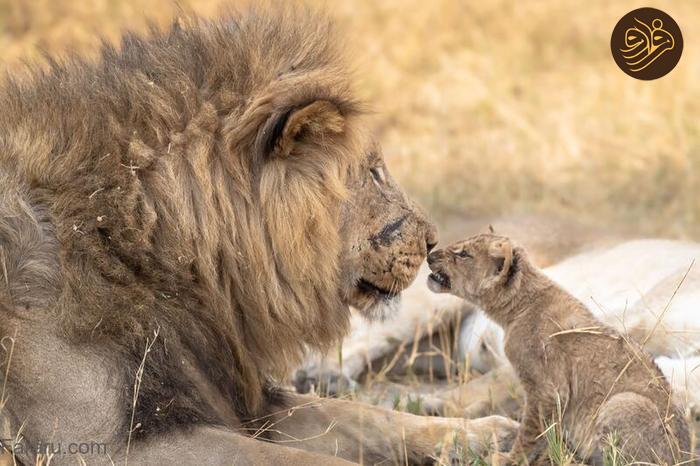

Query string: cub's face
[340,144,437,319]
[427,234,513,303]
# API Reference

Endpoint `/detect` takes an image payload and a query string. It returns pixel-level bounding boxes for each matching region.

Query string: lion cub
[427,234,690,465]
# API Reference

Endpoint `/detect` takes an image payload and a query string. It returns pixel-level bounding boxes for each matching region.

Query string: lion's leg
[438,365,523,419]
[261,392,518,464]
[121,426,356,466]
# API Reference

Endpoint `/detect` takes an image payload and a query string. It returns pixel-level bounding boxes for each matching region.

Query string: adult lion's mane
[0,7,363,435]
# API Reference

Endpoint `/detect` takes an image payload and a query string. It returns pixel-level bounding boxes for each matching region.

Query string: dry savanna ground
[1,0,699,464]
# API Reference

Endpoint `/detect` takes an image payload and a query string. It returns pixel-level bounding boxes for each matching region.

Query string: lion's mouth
[428,271,451,291]
[357,279,399,300]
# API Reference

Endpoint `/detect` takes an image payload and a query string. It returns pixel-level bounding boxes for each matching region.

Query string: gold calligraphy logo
[620,18,674,72]
[611,8,683,80]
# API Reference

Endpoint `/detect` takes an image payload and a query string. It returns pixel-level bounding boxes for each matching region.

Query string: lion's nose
[426,240,437,253]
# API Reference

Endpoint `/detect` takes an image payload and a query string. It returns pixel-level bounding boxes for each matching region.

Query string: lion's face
[340,144,437,319]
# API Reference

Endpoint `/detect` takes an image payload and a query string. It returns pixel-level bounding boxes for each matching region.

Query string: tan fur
[0,8,521,465]
[428,234,691,465]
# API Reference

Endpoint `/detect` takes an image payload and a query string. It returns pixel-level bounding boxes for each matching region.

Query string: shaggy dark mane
[0,6,363,437]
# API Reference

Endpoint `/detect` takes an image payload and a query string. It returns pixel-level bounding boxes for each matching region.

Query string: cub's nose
[427,250,442,267]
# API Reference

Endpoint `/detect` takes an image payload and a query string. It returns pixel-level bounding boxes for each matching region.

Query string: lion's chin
[356,294,401,321]
[345,278,410,321]
[346,285,401,321]
[348,278,403,321]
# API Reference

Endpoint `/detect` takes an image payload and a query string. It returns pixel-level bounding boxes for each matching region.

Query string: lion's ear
[263,100,345,158]
[488,239,513,285]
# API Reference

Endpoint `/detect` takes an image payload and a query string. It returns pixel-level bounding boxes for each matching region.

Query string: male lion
[427,235,691,464]
[0,8,516,465]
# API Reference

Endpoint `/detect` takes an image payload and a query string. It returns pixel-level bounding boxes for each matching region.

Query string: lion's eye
[370,167,385,185]
[456,250,472,259]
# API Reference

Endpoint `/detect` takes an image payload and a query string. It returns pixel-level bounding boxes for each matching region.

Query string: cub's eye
[456,250,472,259]
[370,167,386,184]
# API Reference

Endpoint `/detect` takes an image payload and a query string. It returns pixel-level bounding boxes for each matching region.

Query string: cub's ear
[262,100,345,158]
[488,239,513,284]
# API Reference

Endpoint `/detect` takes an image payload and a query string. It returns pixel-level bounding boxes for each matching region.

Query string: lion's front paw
[435,415,519,463]
[466,415,519,454]
[483,415,519,451]
[489,451,516,466]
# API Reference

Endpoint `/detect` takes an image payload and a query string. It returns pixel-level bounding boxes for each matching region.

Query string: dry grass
[341,0,700,238]
[1,1,699,463]
[1,0,699,236]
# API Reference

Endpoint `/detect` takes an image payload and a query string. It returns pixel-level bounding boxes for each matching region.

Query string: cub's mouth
[357,279,399,301]
[427,270,451,292]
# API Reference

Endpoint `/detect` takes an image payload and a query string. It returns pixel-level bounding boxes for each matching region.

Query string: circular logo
[611,7,683,80]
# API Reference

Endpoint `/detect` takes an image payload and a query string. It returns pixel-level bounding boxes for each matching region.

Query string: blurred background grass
[0,0,698,237]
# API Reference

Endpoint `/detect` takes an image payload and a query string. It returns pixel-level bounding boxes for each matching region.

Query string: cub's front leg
[507,399,555,465]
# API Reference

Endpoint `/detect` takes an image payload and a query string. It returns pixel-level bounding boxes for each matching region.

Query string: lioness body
[428,235,690,464]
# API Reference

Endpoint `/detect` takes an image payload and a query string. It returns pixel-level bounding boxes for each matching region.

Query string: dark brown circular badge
[611,7,683,80]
